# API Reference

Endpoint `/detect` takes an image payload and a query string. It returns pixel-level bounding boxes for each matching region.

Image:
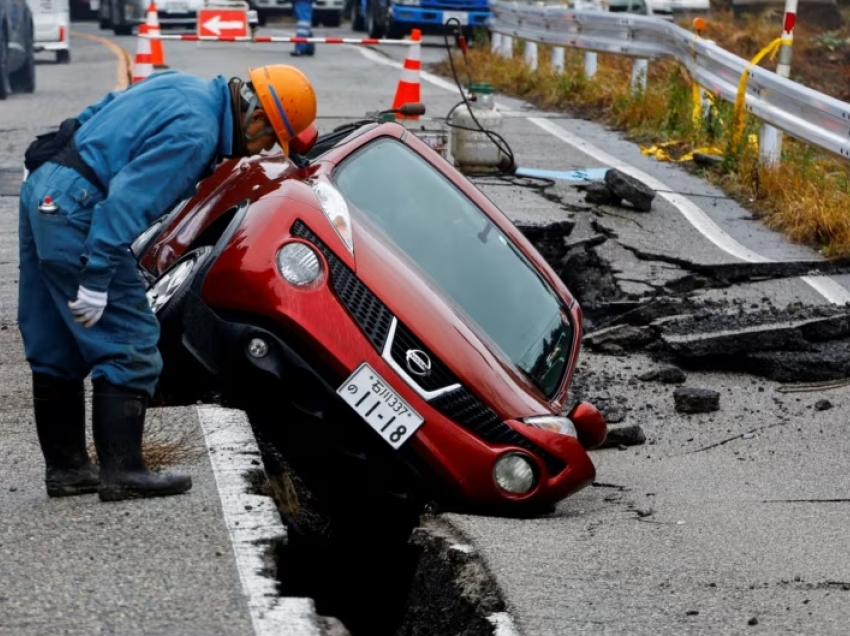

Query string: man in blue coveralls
[292,0,316,57]
[19,65,318,502]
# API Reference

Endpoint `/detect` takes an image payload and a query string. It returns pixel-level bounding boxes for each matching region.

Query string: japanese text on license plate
[337,364,424,450]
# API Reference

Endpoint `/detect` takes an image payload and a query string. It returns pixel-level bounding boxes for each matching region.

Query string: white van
[27,0,71,63]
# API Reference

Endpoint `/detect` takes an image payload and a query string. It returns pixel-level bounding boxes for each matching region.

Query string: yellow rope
[731,37,792,148]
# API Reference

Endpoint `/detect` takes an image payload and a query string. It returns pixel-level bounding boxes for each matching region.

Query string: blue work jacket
[72,71,234,292]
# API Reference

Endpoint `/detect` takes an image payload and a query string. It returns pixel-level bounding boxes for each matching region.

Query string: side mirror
[291,123,319,155]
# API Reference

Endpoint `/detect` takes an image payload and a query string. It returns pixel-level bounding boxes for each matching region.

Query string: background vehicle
[99,0,205,35]
[0,0,35,98]
[347,0,488,39]
[247,0,343,27]
[133,105,607,516]
[28,0,70,63]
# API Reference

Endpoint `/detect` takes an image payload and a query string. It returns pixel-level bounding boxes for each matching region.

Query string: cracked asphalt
[3,17,850,636]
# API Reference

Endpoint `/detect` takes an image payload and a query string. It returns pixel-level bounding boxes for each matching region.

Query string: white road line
[356,46,850,306]
[196,405,322,636]
[487,612,523,636]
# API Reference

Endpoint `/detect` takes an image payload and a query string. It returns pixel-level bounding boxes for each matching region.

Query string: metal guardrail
[489,0,850,160]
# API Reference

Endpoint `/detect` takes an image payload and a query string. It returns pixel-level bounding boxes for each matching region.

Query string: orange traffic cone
[132,23,153,83]
[145,1,168,68]
[392,29,422,120]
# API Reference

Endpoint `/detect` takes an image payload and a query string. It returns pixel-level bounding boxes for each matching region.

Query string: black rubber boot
[92,378,192,502]
[32,372,100,497]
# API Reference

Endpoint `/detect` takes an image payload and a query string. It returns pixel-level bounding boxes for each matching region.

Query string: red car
[133,108,607,514]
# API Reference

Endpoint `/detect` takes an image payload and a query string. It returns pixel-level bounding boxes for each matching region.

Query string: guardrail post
[631,59,648,92]
[552,46,565,73]
[584,52,597,78]
[524,41,538,70]
[491,31,502,55]
[500,34,513,58]
[760,0,797,164]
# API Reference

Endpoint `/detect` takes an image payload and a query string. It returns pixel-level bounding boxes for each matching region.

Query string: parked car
[98,0,205,34]
[133,106,608,515]
[28,0,70,63]
[0,0,35,98]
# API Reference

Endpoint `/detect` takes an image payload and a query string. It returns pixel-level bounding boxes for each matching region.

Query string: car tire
[323,10,341,26]
[113,20,133,35]
[0,29,10,100]
[386,18,404,39]
[147,246,214,406]
[366,0,385,38]
[147,245,212,336]
[9,30,35,94]
[56,49,71,64]
[350,0,365,31]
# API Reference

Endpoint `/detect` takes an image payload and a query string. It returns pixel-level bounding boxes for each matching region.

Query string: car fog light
[248,338,268,358]
[522,415,578,438]
[493,453,536,494]
[276,242,321,286]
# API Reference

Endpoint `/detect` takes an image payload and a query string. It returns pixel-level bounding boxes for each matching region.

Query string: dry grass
[440,8,850,256]
[86,415,207,471]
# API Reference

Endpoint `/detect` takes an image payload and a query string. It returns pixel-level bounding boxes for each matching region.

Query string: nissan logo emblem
[405,349,432,377]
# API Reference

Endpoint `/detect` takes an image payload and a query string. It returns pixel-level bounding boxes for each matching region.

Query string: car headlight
[312,180,354,254]
[276,242,322,286]
[493,452,537,494]
[131,220,163,258]
[396,0,420,5]
[522,415,578,438]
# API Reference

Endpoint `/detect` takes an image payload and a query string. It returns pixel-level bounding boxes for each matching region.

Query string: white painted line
[356,46,850,306]
[196,405,322,636]
[487,612,523,636]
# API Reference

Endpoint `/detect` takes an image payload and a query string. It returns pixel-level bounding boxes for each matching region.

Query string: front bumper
[34,41,69,51]
[252,0,343,12]
[181,289,459,505]
[390,6,489,27]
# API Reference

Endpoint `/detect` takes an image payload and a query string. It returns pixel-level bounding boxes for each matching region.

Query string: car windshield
[332,137,573,399]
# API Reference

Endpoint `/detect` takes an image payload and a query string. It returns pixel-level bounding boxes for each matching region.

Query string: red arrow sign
[197,8,248,38]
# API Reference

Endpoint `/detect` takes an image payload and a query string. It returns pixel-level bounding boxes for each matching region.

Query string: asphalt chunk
[674,387,720,414]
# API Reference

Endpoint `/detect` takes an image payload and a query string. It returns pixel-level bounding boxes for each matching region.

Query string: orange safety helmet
[247,64,317,154]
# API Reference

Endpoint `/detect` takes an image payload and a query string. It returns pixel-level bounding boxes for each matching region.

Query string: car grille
[291,219,567,476]
[291,220,393,351]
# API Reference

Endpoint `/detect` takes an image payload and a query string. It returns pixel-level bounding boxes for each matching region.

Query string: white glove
[68,286,108,328]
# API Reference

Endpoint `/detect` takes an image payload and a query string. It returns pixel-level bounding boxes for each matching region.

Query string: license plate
[442,10,468,24]
[337,363,423,450]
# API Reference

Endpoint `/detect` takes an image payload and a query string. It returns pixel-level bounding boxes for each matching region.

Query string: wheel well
[186,205,240,253]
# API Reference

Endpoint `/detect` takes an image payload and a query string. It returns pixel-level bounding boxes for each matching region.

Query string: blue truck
[347,0,489,39]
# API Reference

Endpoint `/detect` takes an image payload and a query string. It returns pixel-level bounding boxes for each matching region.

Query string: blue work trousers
[18,163,162,397]
[294,0,315,55]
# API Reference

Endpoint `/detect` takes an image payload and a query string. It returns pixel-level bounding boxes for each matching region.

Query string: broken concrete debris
[512,182,850,385]
[581,168,656,212]
[638,367,687,384]
[600,425,647,448]
[815,399,833,411]
[674,387,720,414]
[585,181,621,206]
[604,169,656,212]
[584,324,657,353]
